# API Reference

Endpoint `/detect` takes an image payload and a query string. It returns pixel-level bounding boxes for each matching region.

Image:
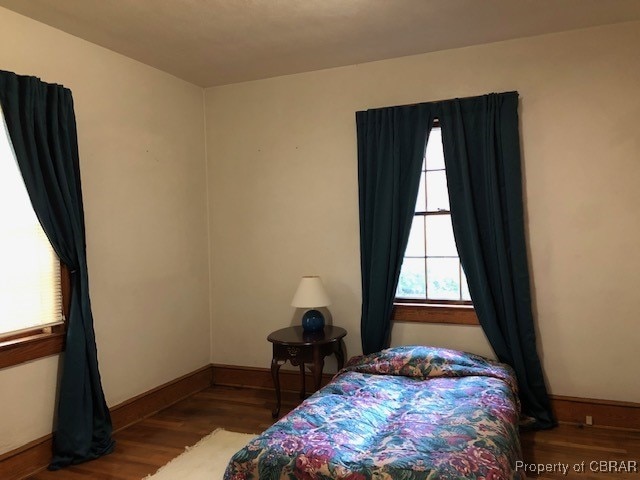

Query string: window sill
[0,325,66,369]
[392,302,479,325]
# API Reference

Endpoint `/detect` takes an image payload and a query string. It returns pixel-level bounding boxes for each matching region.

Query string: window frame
[393,119,479,326]
[0,263,70,369]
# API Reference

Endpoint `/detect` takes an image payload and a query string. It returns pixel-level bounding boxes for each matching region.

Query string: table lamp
[291,276,331,333]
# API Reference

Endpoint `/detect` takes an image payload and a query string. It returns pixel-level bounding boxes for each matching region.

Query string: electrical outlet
[586,415,593,426]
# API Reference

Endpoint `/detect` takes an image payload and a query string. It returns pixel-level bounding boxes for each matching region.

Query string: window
[0,107,68,369]
[393,122,479,325]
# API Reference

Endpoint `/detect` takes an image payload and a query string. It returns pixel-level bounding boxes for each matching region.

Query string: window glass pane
[395,123,474,307]
[415,171,426,213]
[426,215,458,257]
[396,258,426,299]
[404,216,425,257]
[0,109,62,336]
[425,128,445,171]
[427,258,460,300]
[426,170,450,212]
[461,267,471,301]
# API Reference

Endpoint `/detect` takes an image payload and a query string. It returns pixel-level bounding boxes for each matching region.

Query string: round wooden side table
[267,325,347,417]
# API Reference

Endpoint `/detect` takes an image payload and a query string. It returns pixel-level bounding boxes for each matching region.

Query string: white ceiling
[1,0,639,87]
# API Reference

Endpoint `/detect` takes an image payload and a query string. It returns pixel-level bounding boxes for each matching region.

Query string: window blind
[0,107,63,337]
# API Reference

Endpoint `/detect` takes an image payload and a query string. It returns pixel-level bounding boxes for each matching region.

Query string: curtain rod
[357,90,519,113]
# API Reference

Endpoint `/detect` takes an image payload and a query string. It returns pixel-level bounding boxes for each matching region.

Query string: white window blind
[0,107,63,337]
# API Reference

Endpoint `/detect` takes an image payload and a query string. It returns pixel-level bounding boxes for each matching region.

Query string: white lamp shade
[291,276,331,308]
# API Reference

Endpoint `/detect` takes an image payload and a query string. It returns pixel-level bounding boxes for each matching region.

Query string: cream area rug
[144,429,256,480]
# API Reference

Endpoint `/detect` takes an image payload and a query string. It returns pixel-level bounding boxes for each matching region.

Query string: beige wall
[206,22,640,402]
[0,7,210,454]
[1,5,639,458]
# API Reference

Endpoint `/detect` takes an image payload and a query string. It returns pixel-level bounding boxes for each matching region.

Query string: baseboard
[212,363,334,393]
[0,435,54,480]
[0,365,214,480]
[550,394,640,430]
[110,365,213,431]
[211,364,640,431]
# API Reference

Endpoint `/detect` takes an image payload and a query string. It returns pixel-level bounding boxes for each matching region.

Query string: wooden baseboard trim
[212,363,334,393]
[211,364,640,431]
[0,365,214,480]
[0,435,53,480]
[551,394,640,431]
[111,365,213,431]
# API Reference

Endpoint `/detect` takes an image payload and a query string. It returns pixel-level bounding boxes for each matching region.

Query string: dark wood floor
[26,385,640,479]
[521,422,640,479]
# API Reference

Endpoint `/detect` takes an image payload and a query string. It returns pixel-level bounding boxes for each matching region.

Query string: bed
[224,345,523,479]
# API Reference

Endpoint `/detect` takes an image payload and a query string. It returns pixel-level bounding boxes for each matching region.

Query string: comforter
[224,345,523,479]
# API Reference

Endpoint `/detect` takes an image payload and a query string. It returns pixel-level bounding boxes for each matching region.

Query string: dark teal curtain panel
[0,70,114,468]
[356,92,554,429]
[356,104,435,354]
[438,92,555,429]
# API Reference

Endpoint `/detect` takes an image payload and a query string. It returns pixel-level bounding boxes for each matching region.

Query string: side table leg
[312,346,324,392]
[271,358,283,418]
[335,341,345,370]
[299,362,306,399]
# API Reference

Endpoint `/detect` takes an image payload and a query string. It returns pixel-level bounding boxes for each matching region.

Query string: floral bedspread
[224,345,523,480]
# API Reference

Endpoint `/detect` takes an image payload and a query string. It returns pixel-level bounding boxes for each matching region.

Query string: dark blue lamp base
[301,309,325,333]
